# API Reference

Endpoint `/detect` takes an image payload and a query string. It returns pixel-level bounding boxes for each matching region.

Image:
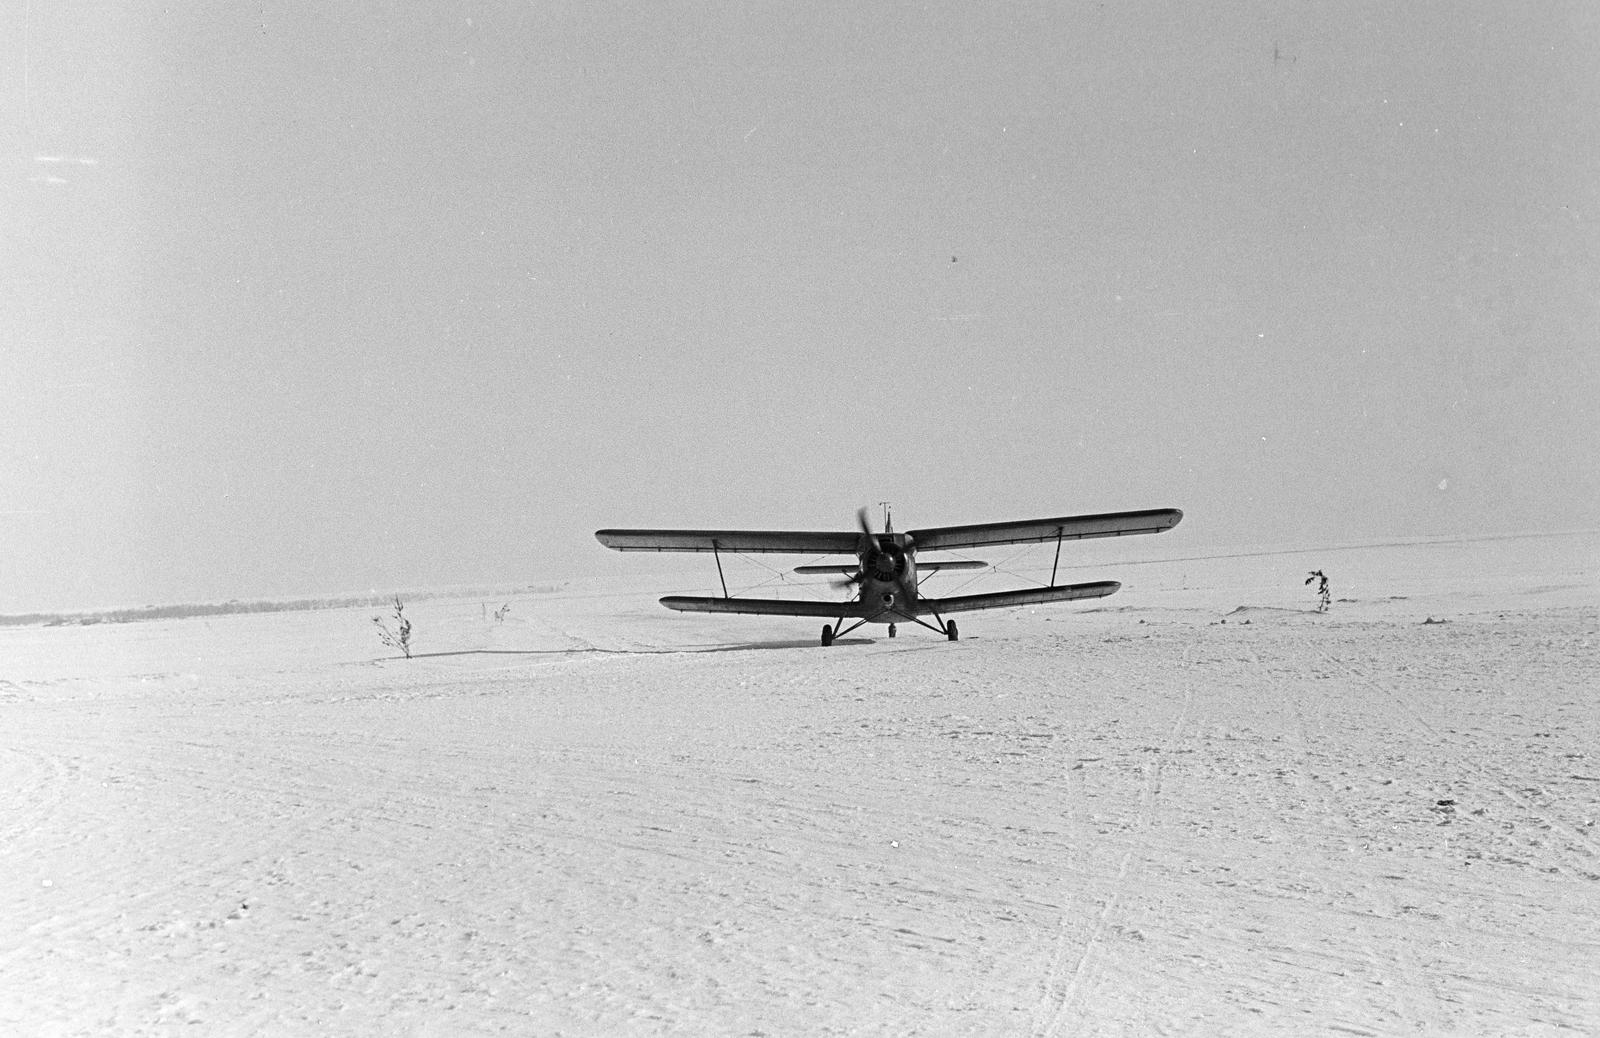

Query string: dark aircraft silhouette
[596,506,1182,645]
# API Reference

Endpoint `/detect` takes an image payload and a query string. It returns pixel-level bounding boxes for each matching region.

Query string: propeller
[856,506,876,563]
[830,508,918,611]
[827,508,879,589]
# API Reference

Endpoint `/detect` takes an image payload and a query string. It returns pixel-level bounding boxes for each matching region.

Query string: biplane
[595,506,1182,645]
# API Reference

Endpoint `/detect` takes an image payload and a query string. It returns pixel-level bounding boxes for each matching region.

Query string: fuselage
[857,532,918,622]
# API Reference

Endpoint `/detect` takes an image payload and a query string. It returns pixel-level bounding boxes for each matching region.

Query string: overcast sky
[4,2,1597,611]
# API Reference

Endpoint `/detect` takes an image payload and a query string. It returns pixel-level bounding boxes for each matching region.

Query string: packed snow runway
[3,536,1597,1035]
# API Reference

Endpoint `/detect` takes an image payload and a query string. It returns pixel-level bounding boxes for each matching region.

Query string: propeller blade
[896,569,917,607]
[856,506,876,549]
[836,508,876,590]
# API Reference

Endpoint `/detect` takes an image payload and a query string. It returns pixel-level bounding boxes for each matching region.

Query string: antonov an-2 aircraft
[595,506,1182,645]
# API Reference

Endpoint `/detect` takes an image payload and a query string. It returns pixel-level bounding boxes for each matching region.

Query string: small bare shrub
[1305,570,1330,612]
[373,596,413,657]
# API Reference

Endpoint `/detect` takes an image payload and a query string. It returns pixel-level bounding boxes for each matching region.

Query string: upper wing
[596,529,861,554]
[908,508,1182,552]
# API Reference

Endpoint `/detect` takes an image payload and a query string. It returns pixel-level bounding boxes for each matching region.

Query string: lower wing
[660,596,858,618]
[918,581,1120,614]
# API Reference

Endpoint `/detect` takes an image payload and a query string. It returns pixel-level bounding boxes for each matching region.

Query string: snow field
[2,537,1597,1034]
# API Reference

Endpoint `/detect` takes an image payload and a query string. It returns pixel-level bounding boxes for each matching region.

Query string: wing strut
[713,540,729,598]
[1050,525,1064,585]
[911,602,951,638]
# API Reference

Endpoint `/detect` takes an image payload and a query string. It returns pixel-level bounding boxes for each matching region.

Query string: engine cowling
[865,543,906,583]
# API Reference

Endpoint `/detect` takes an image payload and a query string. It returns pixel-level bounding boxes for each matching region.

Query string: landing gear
[946,619,959,642]
[887,623,897,638]
[821,624,834,647]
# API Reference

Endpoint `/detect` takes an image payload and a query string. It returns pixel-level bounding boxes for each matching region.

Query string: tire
[946,619,959,642]
[888,623,897,638]
[821,624,834,647]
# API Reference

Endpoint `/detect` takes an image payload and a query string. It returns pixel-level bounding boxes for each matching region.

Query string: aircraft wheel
[821,624,834,647]
[888,623,897,638]
[946,619,959,642]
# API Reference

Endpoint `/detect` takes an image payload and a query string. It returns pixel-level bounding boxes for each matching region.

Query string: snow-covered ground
[3,533,1597,1035]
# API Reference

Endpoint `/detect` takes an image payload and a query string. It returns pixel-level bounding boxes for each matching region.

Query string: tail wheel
[887,623,897,638]
[821,624,834,647]
[946,619,959,642]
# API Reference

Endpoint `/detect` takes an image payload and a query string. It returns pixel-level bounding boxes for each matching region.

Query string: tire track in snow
[1292,623,1589,1032]
[1309,628,1600,870]
[0,730,311,1015]
[1032,629,1197,1037]
[0,742,72,847]
[1300,627,1467,1029]
[1241,626,1451,1030]
[1292,636,1459,1030]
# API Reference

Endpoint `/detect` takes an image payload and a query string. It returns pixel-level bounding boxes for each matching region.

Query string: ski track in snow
[2,545,1597,1035]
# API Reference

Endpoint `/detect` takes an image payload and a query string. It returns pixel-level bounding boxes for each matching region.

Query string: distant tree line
[1,582,568,629]
[1,594,418,628]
